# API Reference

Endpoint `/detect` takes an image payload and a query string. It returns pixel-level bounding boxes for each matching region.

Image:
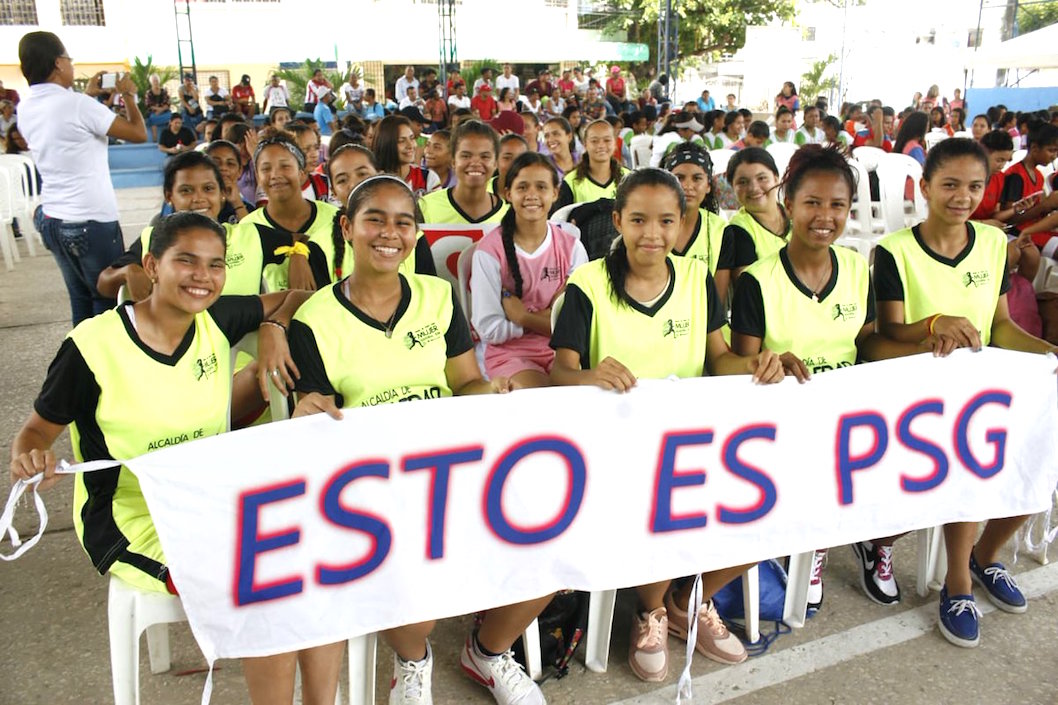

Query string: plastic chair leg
[916,526,947,597]
[346,633,377,705]
[782,551,814,629]
[742,565,760,644]
[584,589,617,673]
[0,222,15,272]
[108,579,140,705]
[145,624,171,675]
[522,619,543,681]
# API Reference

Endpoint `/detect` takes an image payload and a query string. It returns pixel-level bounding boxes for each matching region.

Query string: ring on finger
[271,369,280,376]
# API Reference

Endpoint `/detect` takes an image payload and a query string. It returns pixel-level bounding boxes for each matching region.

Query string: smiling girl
[553,118,629,211]
[550,169,784,681]
[418,120,509,225]
[724,148,790,286]
[472,152,588,388]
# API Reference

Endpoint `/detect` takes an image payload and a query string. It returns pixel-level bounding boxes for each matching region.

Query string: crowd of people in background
[8,29,1058,705]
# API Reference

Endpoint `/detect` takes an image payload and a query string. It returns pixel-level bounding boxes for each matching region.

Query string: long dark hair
[574,119,623,185]
[543,116,575,155]
[374,115,415,174]
[894,111,929,154]
[328,144,380,279]
[497,152,560,298]
[607,169,686,306]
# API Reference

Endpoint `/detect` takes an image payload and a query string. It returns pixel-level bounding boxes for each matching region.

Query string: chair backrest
[952,131,972,140]
[708,149,734,182]
[851,145,886,173]
[0,154,38,201]
[765,142,799,177]
[630,134,652,169]
[924,131,948,151]
[550,291,565,335]
[0,168,13,219]
[229,331,290,429]
[1006,149,1028,171]
[845,156,875,235]
[419,223,491,290]
[567,199,618,261]
[876,153,925,231]
[549,203,579,223]
[456,241,475,323]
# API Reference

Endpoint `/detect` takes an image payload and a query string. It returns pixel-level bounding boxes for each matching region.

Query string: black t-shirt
[158,126,197,149]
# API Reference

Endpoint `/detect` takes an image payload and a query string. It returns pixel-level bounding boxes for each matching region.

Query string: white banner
[123,350,1058,663]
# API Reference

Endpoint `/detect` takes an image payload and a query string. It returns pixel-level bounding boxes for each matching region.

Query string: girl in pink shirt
[472,152,587,387]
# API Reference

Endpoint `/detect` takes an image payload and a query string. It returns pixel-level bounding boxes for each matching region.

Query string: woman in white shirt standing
[17,30,147,325]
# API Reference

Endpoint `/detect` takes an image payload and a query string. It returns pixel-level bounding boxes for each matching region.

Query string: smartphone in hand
[101,72,119,90]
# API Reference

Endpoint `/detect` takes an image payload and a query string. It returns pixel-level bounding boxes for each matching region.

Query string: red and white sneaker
[807,549,828,611]
[389,641,433,705]
[460,634,546,705]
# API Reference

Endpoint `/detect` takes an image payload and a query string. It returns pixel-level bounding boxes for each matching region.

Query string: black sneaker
[851,541,900,605]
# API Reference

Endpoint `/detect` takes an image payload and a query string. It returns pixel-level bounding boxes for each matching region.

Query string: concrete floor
[1,192,1057,705]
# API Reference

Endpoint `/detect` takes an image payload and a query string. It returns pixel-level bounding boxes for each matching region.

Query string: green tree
[128,55,177,113]
[800,53,837,105]
[600,0,796,64]
[1017,0,1058,34]
[273,59,348,110]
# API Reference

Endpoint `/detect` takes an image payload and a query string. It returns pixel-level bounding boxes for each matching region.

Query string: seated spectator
[520,111,542,152]
[496,87,517,114]
[471,84,498,121]
[795,105,824,145]
[724,93,738,111]
[553,118,628,211]
[204,139,255,223]
[492,132,529,195]
[361,88,385,122]
[772,106,796,144]
[650,110,706,166]
[304,68,333,113]
[950,107,967,134]
[339,71,363,113]
[143,74,171,142]
[852,104,893,151]
[497,63,521,94]
[419,119,509,225]
[971,113,990,141]
[696,89,716,112]
[261,74,289,114]
[1003,122,1058,255]
[524,69,554,100]
[541,116,579,178]
[716,110,744,149]
[930,106,954,137]
[285,123,329,200]
[424,89,448,131]
[473,66,494,96]
[894,111,929,166]
[424,128,454,192]
[448,81,471,111]
[178,73,203,128]
[268,105,293,130]
[451,107,474,129]
[734,120,771,150]
[157,113,197,155]
[395,65,419,102]
[313,86,337,136]
[419,67,440,101]
[605,65,628,114]
[376,114,430,197]
[0,78,20,106]
[822,115,851,151]
[399,85,425,110]
[204,75,231,118]
[231,74,256,118]
[5,123,30,155]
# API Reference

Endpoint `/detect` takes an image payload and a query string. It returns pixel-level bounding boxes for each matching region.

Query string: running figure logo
[663,319,676,337]
[963,270,990,288]
[405,331,424,349]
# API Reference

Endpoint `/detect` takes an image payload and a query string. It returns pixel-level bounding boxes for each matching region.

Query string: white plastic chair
[229,331,291,427]
[765,142,799,178]
[924,130,948,152]
[708,149,734,183]
[630,134,653,169]
[456,241,476,323]
[952,131,972,139]
[0,154,43,256]
[875,153,924,232]
[108,575,189,705]
[1005,148,1028,171]
[0,168,18,271]
[549,203,579,224]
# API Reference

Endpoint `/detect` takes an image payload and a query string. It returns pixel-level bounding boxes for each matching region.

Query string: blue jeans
[41,216,124,326]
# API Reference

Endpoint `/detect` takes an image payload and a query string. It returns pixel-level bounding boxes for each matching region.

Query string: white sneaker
[807,549,827,610]
[460,634,546,705]
[389,641,433,705]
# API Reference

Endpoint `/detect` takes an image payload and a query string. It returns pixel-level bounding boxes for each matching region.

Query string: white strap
[200,660,215,705]
[675,574,703,705]
[0,459,119,561]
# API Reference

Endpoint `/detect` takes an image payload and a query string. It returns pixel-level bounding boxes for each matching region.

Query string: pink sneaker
[664,589,747,665]
[628,607,669,682]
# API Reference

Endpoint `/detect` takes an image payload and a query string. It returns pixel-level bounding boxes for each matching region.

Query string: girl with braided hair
[471,152,587,388]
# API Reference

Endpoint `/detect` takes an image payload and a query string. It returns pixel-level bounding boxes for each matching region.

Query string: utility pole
[173,0,197,82]
[656,0,678,101]
[438,0,457,94]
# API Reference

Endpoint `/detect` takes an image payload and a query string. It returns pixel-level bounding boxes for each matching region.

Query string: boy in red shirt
[1001,121,1058,254]
[231,74,256,117]
[471,84,498,121]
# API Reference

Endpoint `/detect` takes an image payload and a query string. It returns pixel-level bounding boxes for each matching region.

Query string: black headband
[664,148,711,172]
